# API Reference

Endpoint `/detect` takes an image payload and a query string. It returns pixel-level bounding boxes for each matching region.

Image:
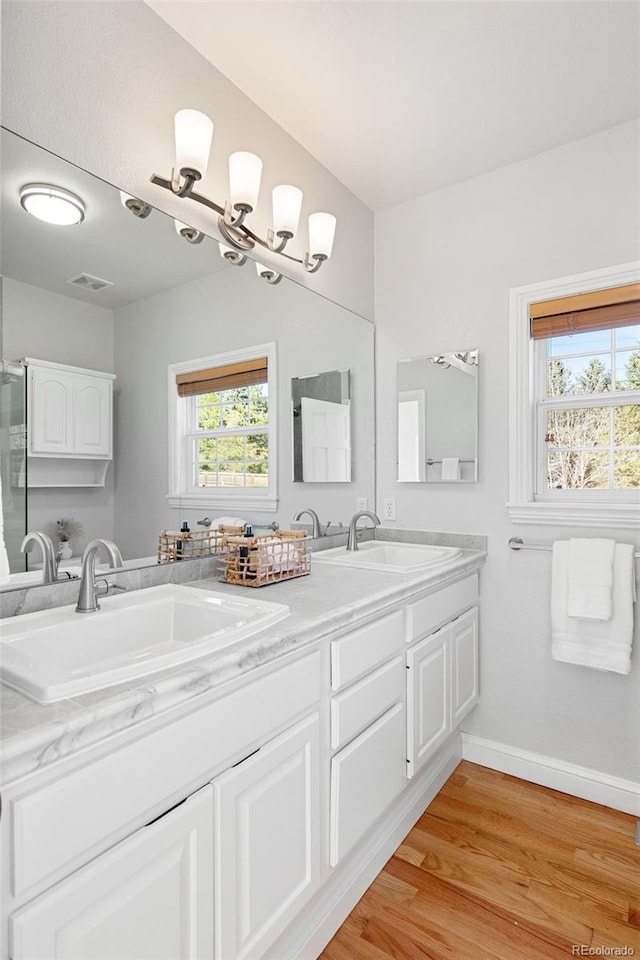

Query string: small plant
[47,517,84,544]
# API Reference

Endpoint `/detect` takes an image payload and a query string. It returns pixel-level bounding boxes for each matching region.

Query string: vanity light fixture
[119,191,152,219]
[151,108,337,275]
[20,183,85,226]
[174,219,204,244]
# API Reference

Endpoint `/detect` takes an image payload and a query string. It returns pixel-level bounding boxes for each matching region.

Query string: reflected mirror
[0,128,375,583]
[292,370,351,482]
[397,350,478,483]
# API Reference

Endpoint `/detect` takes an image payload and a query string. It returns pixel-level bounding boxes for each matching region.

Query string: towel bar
[508,537,640,560]
[426,458,476,465]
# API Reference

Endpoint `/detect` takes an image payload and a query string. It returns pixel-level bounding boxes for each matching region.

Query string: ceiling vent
[65,273,114,293]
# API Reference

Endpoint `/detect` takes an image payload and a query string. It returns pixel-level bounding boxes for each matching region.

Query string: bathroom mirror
[291,369,351,482]
[397,350,478,483]
[0,128,375,581]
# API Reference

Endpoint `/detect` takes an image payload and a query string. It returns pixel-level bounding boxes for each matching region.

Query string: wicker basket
[157,525,244,564]
[219,530,310,587]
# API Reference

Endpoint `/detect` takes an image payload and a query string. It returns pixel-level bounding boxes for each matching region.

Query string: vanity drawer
[406,574,478,643]
[330,655,404,750]
[331,609,404,691]
[329,703,406,866]
[9,651,320,900]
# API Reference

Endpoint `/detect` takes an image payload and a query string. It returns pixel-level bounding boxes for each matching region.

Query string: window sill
[507,500,640,529]
[167,493,278,513]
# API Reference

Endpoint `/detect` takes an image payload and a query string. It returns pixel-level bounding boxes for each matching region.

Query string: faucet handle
[96,579,126,598]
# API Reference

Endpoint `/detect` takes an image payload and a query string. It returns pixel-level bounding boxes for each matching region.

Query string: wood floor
[318,761,640,960]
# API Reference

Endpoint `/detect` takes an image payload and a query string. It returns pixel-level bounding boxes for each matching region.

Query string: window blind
[530,282,640,340]
[176,358,268,398]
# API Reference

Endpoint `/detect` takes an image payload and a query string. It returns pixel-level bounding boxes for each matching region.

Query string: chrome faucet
[346,510,380,551]
[21,532,58,584]
[294,508,325,538]
[76,539,124,614]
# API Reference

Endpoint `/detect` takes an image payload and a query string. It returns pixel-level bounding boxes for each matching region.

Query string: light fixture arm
[303,253,327,274]
[171,167,202,198]
[267,228,293,254]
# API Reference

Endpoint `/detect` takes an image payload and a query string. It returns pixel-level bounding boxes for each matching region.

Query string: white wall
[375,120,640,782]
[2,278,115,552]
[113,267,375,559]
[1,0,373,320]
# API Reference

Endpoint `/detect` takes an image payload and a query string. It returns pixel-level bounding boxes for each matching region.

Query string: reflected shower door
[0,360,27,572]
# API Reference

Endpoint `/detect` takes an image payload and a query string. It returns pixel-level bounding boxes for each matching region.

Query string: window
[508,262,640,528]
[168,343,278,512]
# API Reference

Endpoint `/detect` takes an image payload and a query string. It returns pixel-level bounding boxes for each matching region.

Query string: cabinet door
[406,624,450,778]
[330,702,405,866]
[30,366,74,454]
[73,375,112,456]
[10,785,214,960]
[451,606,479,727]
[214,713,320,960]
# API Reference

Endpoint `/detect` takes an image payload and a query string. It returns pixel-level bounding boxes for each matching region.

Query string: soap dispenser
[176,520,189,558]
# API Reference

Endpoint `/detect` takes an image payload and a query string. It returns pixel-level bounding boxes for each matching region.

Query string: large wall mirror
[0,128,375,582]
[397,350,478,483]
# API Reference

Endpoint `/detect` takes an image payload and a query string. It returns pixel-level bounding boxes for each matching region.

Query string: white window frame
[508,260,640,529]
[167,342,278,513]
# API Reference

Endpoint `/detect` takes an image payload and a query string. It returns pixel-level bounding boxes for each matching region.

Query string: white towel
[567,538,615,620]
[552,540,636,675]
[0,460,11,584]
[441,457,460,481]
[212,516,247,530]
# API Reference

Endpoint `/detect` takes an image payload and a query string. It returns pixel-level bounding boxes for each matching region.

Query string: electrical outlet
[356,497,368,511]
[383,497,396,521]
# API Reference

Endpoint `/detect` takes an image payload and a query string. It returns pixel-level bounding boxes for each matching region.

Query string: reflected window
[169,343,277,511]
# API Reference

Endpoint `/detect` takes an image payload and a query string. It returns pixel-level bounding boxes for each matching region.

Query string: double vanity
[0,532,484,960]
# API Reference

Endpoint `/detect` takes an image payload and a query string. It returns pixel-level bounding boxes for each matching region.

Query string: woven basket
[219,530,310,587]
[157,525,245,564]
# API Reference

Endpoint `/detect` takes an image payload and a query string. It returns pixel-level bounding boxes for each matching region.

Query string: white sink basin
[0,584,289,703]
[312,540,461,573]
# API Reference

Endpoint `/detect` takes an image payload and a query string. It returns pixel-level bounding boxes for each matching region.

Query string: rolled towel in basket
[263,541,296,574]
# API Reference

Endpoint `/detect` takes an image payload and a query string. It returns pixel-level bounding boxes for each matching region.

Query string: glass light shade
[272,184,302,237]
[20,184,85,225]
[174,109,214,178]
[255,261,267,277]
[174,219,190,236]
[120,190,135,209]
[229,151,262,210]
[308,212,336,259]
[219,243,235,259]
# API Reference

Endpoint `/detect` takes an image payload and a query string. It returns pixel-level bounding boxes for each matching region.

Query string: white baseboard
[462,733,640,816]
[268,735,462,960]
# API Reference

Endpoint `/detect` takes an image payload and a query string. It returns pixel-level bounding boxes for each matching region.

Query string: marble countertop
[0,547,485,786]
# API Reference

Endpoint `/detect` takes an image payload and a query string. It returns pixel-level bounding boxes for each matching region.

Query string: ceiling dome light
[20,183,85,225]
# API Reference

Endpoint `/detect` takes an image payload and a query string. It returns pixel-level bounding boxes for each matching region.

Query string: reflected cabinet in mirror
[291,370,351,482]
[0,127,375,583]
[397,350,478,483]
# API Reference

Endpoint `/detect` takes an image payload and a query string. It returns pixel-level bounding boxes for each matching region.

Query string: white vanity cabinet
[2,561,484,960]
[328,610,407,866]
[214,714,320,960]
[10,784,214,960]
[3,651,322,960]
[406,624,451,778]
[451,606,479,726]
[25,359,115,487]
[406,575,479,778]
